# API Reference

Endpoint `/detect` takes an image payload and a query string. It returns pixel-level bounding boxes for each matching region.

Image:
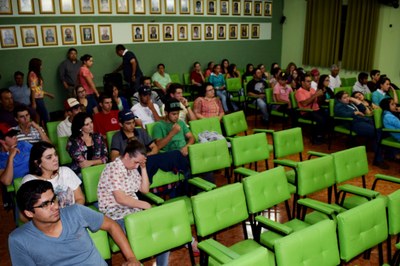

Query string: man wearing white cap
[57,98,82,137]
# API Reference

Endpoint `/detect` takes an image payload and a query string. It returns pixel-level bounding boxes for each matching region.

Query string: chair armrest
[234,168,258,177]
[255,215,293,235]
[253,129,274,135]
[273,159,298,168]
[374,174,400,185]
[270,101,288,105]
[382,128,400,133]
[297,108,314,112]
[141,192,165,205]
[396,242,400,249]
[297,198,338,215]
[334,116,353,121]
[188,177,217,191]
[307,151,330,158]
[338,184,380,199]
[198,239,240,264]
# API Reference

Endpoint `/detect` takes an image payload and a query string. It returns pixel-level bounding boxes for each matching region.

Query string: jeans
[216,89,229,112]
[35,98,49,126]
[253,98,269,121]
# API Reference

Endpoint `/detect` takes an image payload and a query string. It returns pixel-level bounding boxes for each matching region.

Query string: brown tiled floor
[1,115,399,266]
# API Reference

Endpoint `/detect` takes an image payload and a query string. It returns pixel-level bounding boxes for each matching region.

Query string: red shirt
[190,71,204,85]
[93,110,120,136]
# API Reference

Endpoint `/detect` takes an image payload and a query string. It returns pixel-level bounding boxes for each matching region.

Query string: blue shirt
[383,110,400,141]
[209,73,226,89]
[9,84,31,106]
[372,90,391,105]
[9,204,107,266]
[0,141,32,179]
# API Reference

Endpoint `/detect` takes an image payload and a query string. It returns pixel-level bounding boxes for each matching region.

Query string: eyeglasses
[33,195,58,209]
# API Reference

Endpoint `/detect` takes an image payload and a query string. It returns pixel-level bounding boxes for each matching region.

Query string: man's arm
[148,101,161,121]
[147,142,159,156]
[9,236,37,265]
[298,90,323,106]
[0,146,19,186]
[110,150,120,162]
[180,131,195,156]
[100,216,140,266]
[31,122,51,143]
[154,123,181,149]
[130,58,137,82]
[113,63,123,73]
[58,62,69,90]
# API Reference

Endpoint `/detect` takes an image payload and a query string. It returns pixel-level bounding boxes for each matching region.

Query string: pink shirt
[273,83,292,103]
[78,66,94,95]
[295,87,319,111]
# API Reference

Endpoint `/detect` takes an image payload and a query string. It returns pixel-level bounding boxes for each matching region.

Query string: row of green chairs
[341,77,357,87]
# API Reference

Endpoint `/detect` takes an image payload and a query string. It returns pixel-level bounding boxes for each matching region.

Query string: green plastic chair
[289,92,316,127]
[182,73,192,99]
[335,86,353,95]
[145,122,158,138]
[274,220,340,266]
[106,130,119,152]
[221,111,248,138]
[57,136,72,165]
[189,117,222,143]
[373,108,400,161]
[124,200,195,265]
[265,88,289,128]
[81,164,106,206]
[87,229,111,260]
[191,183,274,266]
[226,77,245,109]
[46,121,61,147]
[169,73,182,83]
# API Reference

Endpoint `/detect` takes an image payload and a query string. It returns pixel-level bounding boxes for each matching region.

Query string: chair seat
[260,219,309,249]
[287,183,296,194]
[234,167,258,177]
[271,110,286,117]
[298,117,315,125]
[382,137,400,148]
[342,195,369,209]
[334,125,357,136]
[304,203,347,224]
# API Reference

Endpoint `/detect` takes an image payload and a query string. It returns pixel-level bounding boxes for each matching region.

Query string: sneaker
[373,161,390,170]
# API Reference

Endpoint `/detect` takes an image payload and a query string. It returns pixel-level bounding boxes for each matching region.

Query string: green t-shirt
[153,120,190,152]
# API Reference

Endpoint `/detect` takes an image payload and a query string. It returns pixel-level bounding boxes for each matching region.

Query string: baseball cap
[165,98,182,113]
[138,86,152,96]
[64,98,80,110]
[118,109,137,122]
[310,68,320,77]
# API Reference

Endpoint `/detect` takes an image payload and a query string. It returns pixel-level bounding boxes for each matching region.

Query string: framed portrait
[148,24,159,41]
[228,24,238,39]
[80,25,94,44]
[79,0,93,14]
[193,0,202,15]
[220,0,228,15]
[39,0,54,13]
[165,0,175,14]
[204,24,213,40]
[240,24,249,39]
[0,27,17,48]
[61,25,76,45]
[98,0,111,13]
[163,24,174,41]
[251,24,260,39]
[150,0,161,14]
[132,24,144,42]
[264,1,272,16]
[177,24,188,41]
[0,0,13,14]
[216,24,226,40]
[17,0,34,14]
[254,1,262,16]
[133,0,145,13]
[41,25,58,46]
[98,24,112,43]
[179,0,189,14]
[243,1,251,15]
[60,0,75,13]
[191,24,201,40]
[20,26,38,47]
[206,0,215,15]
[116,0,128,13]
[231,0,240,16]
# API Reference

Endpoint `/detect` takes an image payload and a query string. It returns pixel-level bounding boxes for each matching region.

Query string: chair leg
[187,241,195,266]
[387,236,392,264]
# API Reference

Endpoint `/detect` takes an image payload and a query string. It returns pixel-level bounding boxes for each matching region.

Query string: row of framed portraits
[0,0,273,16]
[0,25,113,48]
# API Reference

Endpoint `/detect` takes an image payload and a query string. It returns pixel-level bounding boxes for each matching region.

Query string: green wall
[0,1,283,113]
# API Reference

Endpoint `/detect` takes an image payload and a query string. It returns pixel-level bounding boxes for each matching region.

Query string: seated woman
[204,61,214,78]
[317,74,335,108]
[208,64,230,112]
[75,85,98,116]
[380,98,400,142]
[273,72,292,112]
[193,83,224,120]
[226,64,241,79]
[104,83,129,111]
[242,63,254,83]
[22,141,85,207]
[352,91,378,115]
[67,112,108,175]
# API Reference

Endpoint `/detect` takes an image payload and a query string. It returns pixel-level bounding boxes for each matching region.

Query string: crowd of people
[1,44,400,265]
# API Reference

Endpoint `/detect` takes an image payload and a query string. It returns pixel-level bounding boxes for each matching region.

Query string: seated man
[131,76,163,108]
[164,83,197,125]
[151,63,172,94]
[0,88,36,128]
[367,69,380,92]
[352,72,371,95]
[0,129,32,186]
[9,180,140,266]
[153,98,195,156]
[9,71,31,106]
[131,86,162,128]
[12,105,50,143]
[98,140,169,266]
[295,74,327,143]
[246,68,269,124]
[328,64,341,92]
[57,98,82,137]
[93,93,120,137]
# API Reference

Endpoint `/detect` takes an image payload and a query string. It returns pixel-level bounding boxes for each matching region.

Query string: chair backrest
[81,164,106,204]
[296,155,336,196]
[332,146,369,184]
[272,127,304,158]
[106,130,119,152]
[230,133,269,167]
[329,99,335,117]
[222,111,248,137]
[226,77,242,93]
[337,198,388,262]
[149,169,184,189]
[191,183,248,237]
[57,136,72,165]
[145,122,158,138]
[364,93,372,101]
[87,229,111,260]
[124,200,192,260]
[169,73,182,83]
[289,92,298,109]
[13,177,23,193]
[274,220,340,266]
[183,73,191,86]
[46,121,61,147]
[224,247,272,265]
[335,86,352,96]
[189,117,223,142]
[373,108,383,129]
[188,139,231,175]
[387,189,400,235]
[265,88,274,104]
[243,167,291,214]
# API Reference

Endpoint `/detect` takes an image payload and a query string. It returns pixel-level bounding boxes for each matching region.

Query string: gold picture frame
[148,24,159,41]
[61,25,76,45]
[116,0,129,13]
[177,24,188,41]
[179,0,189,14]
[207,0,216,15]
[193,0,203,15]
[232,0,240,16]
[132,24,144,42]
[98,24,112,43]
[191,24,201,40]
[165,0,175,14]
[60,0,75,13]
[39,0,55,14]
[254,1,262,16]
[79,0,93,14]
[204,24,213,40]
[240,24,249,39]
[217,24,226,40]
[133,0,145,14]
[243,1,251,15]
[220,0,228,15]
[0,27,18,48]
[0,0,13,14]
[150,0,161,14]
[17,0,34,14]
[264,1,272,16]
[41,25,58,46]
[163,24,174,41]
[251,24,260,39]
[229,24,238,39]
[98,0,111,13]
[20,26,38,47]
[80,25,95,44]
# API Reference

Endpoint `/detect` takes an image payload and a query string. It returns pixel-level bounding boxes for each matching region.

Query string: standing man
[246,68,269,125]
[131,86,162,128]
[114,44,143,97]
[9,71,31,106]
[59,48,81,97]
[9,180,140,266]
[57,98,82,137]
[93,93,120,137]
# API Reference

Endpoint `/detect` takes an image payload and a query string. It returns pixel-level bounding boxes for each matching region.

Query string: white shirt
[329,75,341,91]
[131,103,161,128]
[311,81,318,91]
[57,117,72,137]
